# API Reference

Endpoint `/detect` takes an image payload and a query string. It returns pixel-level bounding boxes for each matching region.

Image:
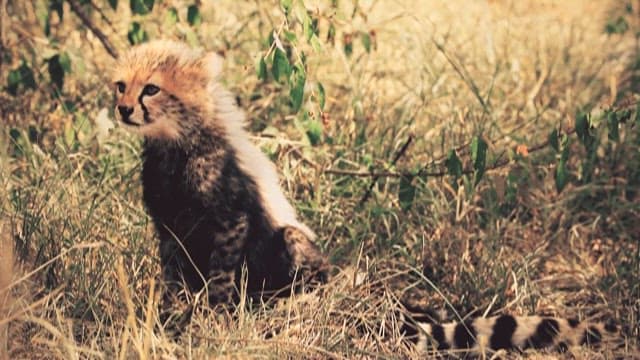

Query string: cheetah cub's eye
[142,84,160,96]
[115,81,126,93]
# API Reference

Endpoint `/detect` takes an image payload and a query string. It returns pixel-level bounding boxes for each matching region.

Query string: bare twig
[88,0,117,32]
[358,135,414,206]
[67,0,119,59]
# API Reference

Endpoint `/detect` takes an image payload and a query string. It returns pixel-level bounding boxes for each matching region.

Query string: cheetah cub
[112,40,328,308]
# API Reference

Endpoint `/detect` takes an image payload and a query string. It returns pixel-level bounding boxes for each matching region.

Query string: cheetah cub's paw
[282,226,330,288]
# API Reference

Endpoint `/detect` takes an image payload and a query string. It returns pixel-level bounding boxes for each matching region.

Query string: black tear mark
[489,315,517,350]
[138,92,151,124]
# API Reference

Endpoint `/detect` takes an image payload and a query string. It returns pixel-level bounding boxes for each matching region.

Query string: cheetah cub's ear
[202,52,224,79]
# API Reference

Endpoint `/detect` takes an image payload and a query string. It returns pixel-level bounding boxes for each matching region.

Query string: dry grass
[1,0,639,358]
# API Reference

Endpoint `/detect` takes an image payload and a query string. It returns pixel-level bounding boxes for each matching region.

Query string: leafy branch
[326,101,639,207]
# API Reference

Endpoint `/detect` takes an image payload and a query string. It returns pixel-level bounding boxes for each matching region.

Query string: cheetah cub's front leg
[282,226,329,289]
[207,216,249,306]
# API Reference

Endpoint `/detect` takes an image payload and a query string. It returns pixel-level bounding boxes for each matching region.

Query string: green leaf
[317,82,325,110]
[284,31,297,42]
[548,128,559,152]
[445,150,463,180]
[187,4,201,26]
[555,157,568,193]
[280,0,292,15]
[361,32,371,53]
[575,110,595,152]
[130,0,154,15]
[344,41,353,57]
[327,23,336,44]
[355,125,367,147]
[310,34,322,52]
[256,56,267,80]
[165,7,179,25]
[398,176,416,211]
[108,0,118,10]
[48,53,71,89]
[272,48,290,82]
[290,65,306,112]
[605,16,629,34]
[607,110,619,141]
[575,111,589,143]
[35,0,50,36]
[303,13,313,41]
[7,61,36,96]
[58,52,71,73]
[555,135,570,193]
[183,28,199,47]
[470,136,487,186]
[127,22,148,45]
[306,119,322,146]
[293,2,308,25]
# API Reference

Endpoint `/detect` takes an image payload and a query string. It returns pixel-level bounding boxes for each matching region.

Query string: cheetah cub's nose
[117,106,134,120]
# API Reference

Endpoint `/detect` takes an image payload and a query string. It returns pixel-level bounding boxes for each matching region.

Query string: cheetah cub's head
[112,40,222,140]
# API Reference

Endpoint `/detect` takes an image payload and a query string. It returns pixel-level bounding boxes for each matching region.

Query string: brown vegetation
[0,0,638,358]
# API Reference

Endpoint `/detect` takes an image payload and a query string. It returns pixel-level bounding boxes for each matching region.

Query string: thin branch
[326,127,578,180]
[88,0,117,31]
[358,135,414,206]
[67,0,119,59]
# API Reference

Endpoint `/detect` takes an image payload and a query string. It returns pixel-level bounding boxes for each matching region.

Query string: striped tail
[401,313,619,353]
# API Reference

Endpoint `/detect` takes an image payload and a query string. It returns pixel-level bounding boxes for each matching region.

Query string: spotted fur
[113,40,329,308]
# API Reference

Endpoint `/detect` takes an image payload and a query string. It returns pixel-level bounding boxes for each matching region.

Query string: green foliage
[47,52,72,90]
[127,22,148,45]
[605,16,629,34]
[305,118,323,146]
[271,48,291,82]
[445,150,463,189]
[130,0,154,15]
[470,136,487,186]
[555,134,570,192]
[165,7,179,25]
[317,82,326,111]
[361,32,371,53]
[256,56,268,80]
[6,61,37,96]
[187,4,202,27]
[398,175,416,211]
[1,1,639,357]
[548,128,559,152]
[289,64,306,112]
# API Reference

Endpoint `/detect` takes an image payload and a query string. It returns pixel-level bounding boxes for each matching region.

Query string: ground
[0,0,639,359]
